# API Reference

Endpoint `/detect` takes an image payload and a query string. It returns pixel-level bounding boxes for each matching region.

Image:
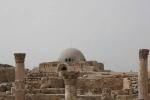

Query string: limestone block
[40,84,51,89]
[7,95,15,100]
[0,85,6,92]
[27,89,35,94]
[111,94,115,100]
[123,78,130,90]
[6,91,11,95]
[40,89,49,94]
[25,94,36,100]
[112,90,124,95]
[101,88,111,100]
[77,78,123,95]
[33,89,40,94]
[116,95,137,100]
[0,92,6,95]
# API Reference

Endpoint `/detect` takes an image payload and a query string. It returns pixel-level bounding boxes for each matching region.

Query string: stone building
[39,48,104,73]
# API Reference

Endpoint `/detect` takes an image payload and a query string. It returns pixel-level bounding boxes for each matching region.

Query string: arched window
[69,58,71,62]
[66,58,68,62]
[61,66,67,71]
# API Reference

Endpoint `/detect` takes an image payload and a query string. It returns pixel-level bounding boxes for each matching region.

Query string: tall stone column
[138,49,149,100]
[62,71,79,100]
[14,53,26,100]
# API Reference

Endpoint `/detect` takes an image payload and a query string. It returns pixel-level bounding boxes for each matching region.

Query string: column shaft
[15,63,25,89]
[62,71,79,100]
[138,49,149,100]
[14,53,26,100]
[65,84,77,100]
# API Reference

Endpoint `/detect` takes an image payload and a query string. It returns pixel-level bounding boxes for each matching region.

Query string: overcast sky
[0,0,150,72]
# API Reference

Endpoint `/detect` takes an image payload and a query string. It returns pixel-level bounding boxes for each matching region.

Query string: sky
[0,0,150,72]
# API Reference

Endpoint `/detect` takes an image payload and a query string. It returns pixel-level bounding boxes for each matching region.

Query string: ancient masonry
[61,71,79,100]
[0,48,150,100]
[138,49,149,100]
[14,53,26,100]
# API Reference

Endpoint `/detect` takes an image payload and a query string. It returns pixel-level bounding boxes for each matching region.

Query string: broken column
[62,71,79,100]
[14,53,26,100]
[138,49,149,100]
[101,88,111,100]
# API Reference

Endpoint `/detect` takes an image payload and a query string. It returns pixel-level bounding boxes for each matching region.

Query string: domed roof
[58,48,86,62]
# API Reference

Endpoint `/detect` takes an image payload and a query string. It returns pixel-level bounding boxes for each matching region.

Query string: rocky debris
[6,91,11,95]
[83,75,88,78]
[101,73,110,75]
[0,83,13,92]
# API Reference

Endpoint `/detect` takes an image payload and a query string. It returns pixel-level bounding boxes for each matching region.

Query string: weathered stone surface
[101,88,111,100]
[116,95,137,100]
[6,91,11,95]
[77,78,123,94]
[61,71,80,79]
[15,90,25,100]
[14,53,26,100]
[14,53,26,63]
[139,49,149,60]
[62,71,79,100]
[138,49,149,100]
[0,67,15,82]
[0,84,13,92]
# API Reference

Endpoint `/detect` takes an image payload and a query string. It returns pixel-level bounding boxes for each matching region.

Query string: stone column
[62,71,79,100]
[138,49,149,100]
[101,88,111,100]
[14,53,26,100]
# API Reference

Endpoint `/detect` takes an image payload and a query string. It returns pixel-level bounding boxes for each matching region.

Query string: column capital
[14,53,26,63]
[61,71,80,79]
[139,49,149,60]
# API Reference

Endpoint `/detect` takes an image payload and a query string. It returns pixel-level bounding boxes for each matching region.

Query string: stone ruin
[0,49,149,100]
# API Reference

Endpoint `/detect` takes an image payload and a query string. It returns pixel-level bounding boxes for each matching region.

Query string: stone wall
[39,62,59,73]
[0,67,15,82]
[116,95,137,100]
[0,83,13,92]
[0,94,14,100]
[2,94,150,100]
[0,94,101,100]
[39,61,104,73]
[77,78,123,95]
[123,76,150,94]
[49,78,64,88]
[25,88,65,94]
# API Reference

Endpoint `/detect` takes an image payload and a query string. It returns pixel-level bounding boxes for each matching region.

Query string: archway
[61,66,67,71]
[57,63,69,72]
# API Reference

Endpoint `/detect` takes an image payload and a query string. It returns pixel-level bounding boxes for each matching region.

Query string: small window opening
[61,66,67,71]
[69,58,71,62]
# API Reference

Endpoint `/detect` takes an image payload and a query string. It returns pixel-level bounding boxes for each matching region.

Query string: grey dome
[58,48,86,62]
